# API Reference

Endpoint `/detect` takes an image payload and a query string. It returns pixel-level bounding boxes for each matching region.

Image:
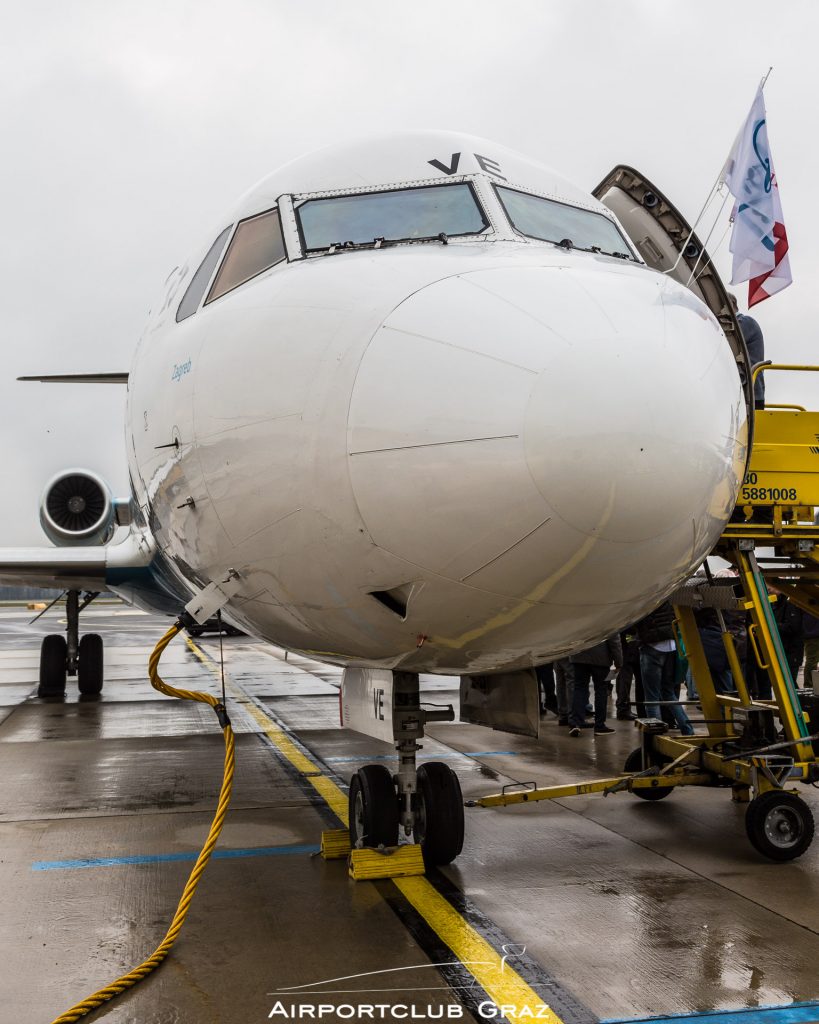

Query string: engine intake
[40,470,115,547]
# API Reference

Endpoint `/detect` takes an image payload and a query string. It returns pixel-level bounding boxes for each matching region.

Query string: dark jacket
[803,610,819,640]
[737,313,765,406]
[636,602,676,646]
[570,635,623,669]
[773,596,804,647]
[695,605,747,640]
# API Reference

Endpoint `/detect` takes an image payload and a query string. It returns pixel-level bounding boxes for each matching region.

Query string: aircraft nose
[521,269,746,546]
[347,264,747,607]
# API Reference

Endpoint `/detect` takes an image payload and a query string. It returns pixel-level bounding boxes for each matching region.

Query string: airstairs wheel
[745,790,815,861]
[77,634,104,695]
[624,746,674,801]
[413,761,465,866]
[38,634,67,697]
[349,764,399,848]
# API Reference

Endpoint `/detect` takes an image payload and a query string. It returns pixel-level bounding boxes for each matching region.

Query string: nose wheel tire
[413,761,465,866]
[745,790,815,861]
[38,634,68,697]
[78,633,104,695]
[349,764,399,849]
[624,746,674,801]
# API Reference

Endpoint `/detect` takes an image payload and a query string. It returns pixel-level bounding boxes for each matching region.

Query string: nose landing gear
[348,757,464,867]
[37,590,103,697]
[343,669,464,867]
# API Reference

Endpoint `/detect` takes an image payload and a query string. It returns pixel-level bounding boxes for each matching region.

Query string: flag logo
[721,86,792,306]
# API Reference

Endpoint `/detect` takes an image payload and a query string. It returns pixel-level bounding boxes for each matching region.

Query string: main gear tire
[348,764,399,849]
[78,633,104,695]
[414,761,465,866]
[38,634,67,697]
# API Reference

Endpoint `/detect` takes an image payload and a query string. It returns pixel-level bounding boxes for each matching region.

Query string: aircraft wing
[17,373,129,384]
[0,531,154,591]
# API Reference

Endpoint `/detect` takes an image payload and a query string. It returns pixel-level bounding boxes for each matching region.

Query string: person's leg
[615,663,633,717]
[674,654,686,699]
[661,651,692,734]
[552,659,565,716]
[639,647,663,719]
[786,645,803,687]
[754,665,773,701]
[564,661,575,711]
[746,646,760,698]
[701,632,732,695]
[686,665,698,701]
[634,658,646,718]
[804,638,819,686]
[536,663,557,713]
[568,664,591,731]
[591,666,610,728]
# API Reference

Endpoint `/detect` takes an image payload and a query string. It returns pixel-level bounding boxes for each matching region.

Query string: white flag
[721,86,791,306]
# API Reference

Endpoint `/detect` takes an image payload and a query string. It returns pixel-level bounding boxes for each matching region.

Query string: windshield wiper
[592,247,637,261]
[321,233,450,255]
[541,237,639,262]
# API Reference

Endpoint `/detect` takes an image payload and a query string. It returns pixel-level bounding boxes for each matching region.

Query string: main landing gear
[38,590,103,698]
[344,670,464,866]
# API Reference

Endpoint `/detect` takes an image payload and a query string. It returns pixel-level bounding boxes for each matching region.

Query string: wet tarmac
[3,603,819,1024]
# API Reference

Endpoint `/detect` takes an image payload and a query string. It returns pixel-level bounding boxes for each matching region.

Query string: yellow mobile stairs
[472,365,819,862]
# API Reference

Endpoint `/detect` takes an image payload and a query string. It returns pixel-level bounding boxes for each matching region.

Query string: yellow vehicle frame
[472,365,819,861]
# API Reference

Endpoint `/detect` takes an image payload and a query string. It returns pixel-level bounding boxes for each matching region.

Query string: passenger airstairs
[472,365,819,862]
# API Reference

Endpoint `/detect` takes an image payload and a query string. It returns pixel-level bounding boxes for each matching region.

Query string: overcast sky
[2,0,817,544]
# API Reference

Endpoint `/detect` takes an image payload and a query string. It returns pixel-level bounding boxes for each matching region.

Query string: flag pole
[760,66,773,89]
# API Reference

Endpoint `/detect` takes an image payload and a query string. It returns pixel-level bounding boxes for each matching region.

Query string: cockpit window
[176,226,231,322]
[297,183,488,251]
[495,185,635,258]
[206,208,285,304]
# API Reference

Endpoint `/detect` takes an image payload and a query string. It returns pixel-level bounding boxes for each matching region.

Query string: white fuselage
[125,132,747,674]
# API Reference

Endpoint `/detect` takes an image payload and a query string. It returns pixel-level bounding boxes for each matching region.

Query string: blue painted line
[323,751,519,763]
[33,843,320,871]
[602,999,819,1024]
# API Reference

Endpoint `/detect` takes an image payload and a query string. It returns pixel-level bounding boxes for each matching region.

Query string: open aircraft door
[593,165,755,425]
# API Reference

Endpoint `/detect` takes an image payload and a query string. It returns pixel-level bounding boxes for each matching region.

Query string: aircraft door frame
[594,165,755,449]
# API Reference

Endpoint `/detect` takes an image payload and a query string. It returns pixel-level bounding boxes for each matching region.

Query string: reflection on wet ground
[2,603,819,1023]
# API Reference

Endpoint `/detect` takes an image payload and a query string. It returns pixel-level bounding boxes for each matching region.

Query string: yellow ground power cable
[49,619,236,1024]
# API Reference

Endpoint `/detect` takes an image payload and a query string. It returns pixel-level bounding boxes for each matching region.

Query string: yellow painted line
[243,699,350,825]
[242,698,326,775]
[185,636,349,823]
[185,636,220,668]
[185,634,559,1020]
[308,775,350,826]
[395,876,561,1023]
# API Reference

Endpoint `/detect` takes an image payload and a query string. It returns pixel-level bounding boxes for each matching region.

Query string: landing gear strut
[37,590,103,697]
[345,670,464,866]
